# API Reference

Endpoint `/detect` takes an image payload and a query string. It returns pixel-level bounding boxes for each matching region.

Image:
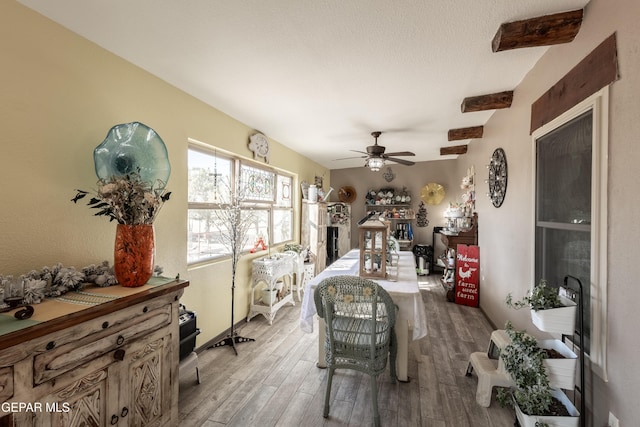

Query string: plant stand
[247,255,297,324]
[563,275,586,427]
[208,278,255,356]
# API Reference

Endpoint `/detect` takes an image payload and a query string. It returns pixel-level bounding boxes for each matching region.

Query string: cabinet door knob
[110,414,119,425]
[116,335,125,345]
[121,407,129,417]
[114,349,126,361]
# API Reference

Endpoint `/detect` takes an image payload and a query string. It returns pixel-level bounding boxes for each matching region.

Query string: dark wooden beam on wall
[531,33,619,134]
[492,9,584,52]
[448,126,484,141]
[461,91,513,113]
[440,145,468,156]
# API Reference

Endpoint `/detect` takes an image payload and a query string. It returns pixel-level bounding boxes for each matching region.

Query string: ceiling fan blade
[386,157,415,166]
[350,150,369,155]
[384,151,415,157]
[333,155,368,161]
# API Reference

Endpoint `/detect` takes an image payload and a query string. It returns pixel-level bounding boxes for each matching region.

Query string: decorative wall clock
[248,132,270,163]
[488,147,507,207]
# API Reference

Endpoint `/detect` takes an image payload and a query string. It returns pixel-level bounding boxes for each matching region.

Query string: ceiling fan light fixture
[367,157,384,171]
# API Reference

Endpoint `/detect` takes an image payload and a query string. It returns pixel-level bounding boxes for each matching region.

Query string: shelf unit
[365,204,414,250]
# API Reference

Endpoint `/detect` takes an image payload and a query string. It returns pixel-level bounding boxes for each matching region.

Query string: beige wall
[332,0,640,423]
[0,1,328,350]
[329,159,462,252]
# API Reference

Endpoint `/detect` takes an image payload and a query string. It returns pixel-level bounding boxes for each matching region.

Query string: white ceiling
[18,0,589,169]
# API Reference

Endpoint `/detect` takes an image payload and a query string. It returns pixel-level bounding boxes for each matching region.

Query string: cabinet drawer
[33,303,173,385]
[0,367,13,404]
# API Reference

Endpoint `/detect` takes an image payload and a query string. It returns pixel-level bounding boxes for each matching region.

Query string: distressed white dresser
[0,278,188,426]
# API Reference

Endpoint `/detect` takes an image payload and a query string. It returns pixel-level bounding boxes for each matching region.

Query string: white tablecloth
[299,249,428,340]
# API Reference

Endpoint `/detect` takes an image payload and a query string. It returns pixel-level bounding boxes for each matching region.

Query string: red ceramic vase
[114,224,155,287]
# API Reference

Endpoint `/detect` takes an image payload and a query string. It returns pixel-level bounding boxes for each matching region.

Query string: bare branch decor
[207,177,256,355]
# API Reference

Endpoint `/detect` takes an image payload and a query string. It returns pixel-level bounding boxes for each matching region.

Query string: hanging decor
[382,166,396,182]
[420,183,445,205]
[248,132,270,163]
[338,186,357,203]
[487,148,508,208]
[416,201,429,227]
[73,122,171,287]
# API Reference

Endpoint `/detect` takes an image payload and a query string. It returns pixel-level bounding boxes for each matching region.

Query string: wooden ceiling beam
[440,145,468,156]
[492,9,584,52]
[448,126,484,141]
[461,91,513,113]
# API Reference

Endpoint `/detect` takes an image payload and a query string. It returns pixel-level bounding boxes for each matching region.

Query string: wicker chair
[314,275,397,427]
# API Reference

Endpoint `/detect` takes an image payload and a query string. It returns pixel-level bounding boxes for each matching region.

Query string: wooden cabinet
[301,200,327,275]
[439,213,478,301]
[440,213,478,250]
[0,279,188,427]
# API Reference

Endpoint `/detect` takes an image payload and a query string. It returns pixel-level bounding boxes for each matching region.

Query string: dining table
[299,249,428,382]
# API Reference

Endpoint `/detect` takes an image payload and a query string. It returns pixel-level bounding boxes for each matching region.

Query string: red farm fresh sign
[455,244,480,307]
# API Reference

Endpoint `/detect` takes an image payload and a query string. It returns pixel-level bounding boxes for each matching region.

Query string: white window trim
[187,139,296,266]
[531,86,609,380]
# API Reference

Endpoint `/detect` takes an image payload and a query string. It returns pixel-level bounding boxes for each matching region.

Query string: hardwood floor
[178,274,516,426]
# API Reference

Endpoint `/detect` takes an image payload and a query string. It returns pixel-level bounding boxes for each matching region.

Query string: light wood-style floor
[178,274,516,426]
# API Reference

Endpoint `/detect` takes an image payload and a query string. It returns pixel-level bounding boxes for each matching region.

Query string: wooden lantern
[358,220,387,279]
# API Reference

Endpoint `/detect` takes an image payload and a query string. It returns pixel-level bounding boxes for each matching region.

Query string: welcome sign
[455,244,480,307]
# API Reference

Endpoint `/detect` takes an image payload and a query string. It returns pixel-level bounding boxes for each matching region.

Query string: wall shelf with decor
[365,204,414,250]
[364,187,415,250]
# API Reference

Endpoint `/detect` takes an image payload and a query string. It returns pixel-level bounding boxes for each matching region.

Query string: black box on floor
[179,305,200,360]
[180,330,200,360]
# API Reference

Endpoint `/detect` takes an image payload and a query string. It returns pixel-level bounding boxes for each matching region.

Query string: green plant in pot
[506,280,577,335]
[497,323,579,427]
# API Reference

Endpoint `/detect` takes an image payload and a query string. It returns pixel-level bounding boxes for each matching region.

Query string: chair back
[313,275,396,375]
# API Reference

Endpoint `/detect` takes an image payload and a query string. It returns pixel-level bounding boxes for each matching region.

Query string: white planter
[261,288,278,305]
[515,389,580,427]
[539,339,578,390]
[531,296,577,335]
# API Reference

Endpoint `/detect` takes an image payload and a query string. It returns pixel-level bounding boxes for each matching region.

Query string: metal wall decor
[383,166,395,182]
[248,132,270,163]
[487,148,508,207]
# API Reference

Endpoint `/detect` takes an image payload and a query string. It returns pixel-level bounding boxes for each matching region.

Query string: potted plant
[506,280,577,335]
[261,287,278,305]
[497,324,579,427]
[538,338,578,390]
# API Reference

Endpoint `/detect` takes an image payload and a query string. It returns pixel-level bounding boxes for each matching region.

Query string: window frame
[187,141,295,265]
[531,86,609,380]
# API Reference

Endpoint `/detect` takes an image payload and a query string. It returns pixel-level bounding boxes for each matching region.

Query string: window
[532,87,608,378]
[187,144,294,264]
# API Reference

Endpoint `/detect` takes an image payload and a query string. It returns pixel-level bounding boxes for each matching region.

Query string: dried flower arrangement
[72,172,171,225]
[0,262,165,306]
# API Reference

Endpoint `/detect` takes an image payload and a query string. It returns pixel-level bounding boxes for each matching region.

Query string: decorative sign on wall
[455,244,480,307]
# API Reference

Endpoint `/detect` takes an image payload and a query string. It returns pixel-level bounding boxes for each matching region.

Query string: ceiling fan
[335,131,415,171]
